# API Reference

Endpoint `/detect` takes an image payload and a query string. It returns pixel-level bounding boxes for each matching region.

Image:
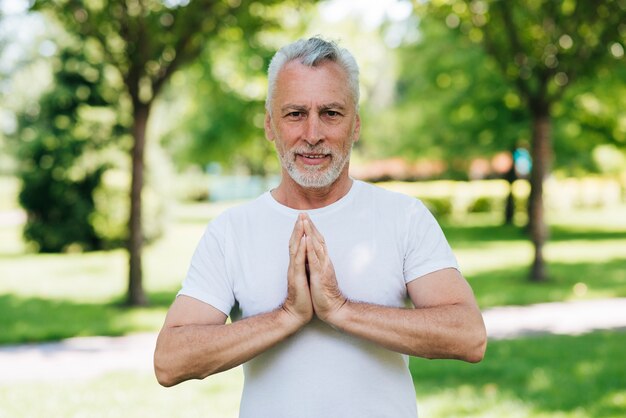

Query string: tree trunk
[527,105,551,282]
[504,148,517,225]
[126,102,151,306]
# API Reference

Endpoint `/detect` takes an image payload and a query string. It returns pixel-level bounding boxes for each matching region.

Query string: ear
[264,112,275,142]
[352,114,361,143]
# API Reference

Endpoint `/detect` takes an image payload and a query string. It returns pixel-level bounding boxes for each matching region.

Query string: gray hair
[265,37,360,112]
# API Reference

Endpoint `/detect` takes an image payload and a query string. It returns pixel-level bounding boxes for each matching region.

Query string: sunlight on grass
[455,242,534,275]
[3,332,624,417]
[1,178,625,417]
[411,331,626,417]
[0,250,128,302]
[0,368,244,418]
[417,386,540,418]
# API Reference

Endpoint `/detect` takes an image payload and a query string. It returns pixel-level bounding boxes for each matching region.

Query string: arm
[154,216,313,387]
[302,215,486,363]
[154,295,302,387]
[328,269,486,363]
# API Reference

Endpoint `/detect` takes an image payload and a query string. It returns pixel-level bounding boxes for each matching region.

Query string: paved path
[1,298,626,382]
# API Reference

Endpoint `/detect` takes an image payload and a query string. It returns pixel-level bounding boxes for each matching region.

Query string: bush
[468,196,494,213]
[18,163,105,252]
[14,46,128,252]
[421,197,453,217]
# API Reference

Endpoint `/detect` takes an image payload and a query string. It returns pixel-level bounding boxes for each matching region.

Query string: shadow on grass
[550,226,626,242]
[469,258,626,308]
[442,223,626,246]
[0,290,179,345]
[442,223,527,244]
[410,331,626,417]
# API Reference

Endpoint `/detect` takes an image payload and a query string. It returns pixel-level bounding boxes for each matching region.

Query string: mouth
[297,153,330,165]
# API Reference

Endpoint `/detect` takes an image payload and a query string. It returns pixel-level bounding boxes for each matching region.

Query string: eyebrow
[319,102,347,112]
[280,104,308,113]
[280,102,347,113]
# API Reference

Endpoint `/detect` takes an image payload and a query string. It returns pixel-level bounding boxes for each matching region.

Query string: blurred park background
[1,0,625,417]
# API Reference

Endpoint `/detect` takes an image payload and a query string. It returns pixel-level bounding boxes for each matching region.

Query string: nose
[303,114,323,146]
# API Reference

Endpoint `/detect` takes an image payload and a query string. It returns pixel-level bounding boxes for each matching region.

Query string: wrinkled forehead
[272,60,355,109]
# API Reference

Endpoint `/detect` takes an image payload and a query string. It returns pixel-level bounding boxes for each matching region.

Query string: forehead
[272,60,353,108]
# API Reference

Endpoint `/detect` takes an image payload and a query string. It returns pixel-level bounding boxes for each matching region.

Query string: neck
[271,171,353,210]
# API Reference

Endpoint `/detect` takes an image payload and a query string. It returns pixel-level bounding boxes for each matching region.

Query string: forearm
[154,308,300,387]
[328,301,486,362]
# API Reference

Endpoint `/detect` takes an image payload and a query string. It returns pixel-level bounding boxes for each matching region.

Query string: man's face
[265,60,360,189]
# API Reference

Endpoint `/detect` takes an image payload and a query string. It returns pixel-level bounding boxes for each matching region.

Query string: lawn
[1,195,625,343]
[411,330,626,418]
[1,332,624,418]
[1,180,625,417]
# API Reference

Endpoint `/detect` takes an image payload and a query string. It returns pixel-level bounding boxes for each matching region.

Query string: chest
[224,214,408,318]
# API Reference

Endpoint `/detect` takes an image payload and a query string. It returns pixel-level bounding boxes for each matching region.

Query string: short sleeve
[403,200,459,283]
[178,215,235,316]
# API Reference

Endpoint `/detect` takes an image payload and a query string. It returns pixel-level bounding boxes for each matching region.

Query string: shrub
[14,47,128,252]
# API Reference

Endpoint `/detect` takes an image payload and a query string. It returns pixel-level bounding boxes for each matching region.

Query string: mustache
[289,145,335,155]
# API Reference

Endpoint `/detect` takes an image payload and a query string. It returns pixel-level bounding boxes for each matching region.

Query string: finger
[302,217,312,238]
[295,235,306,266]
[305,235,320,266]
[304,221,326,260]
[303,215,326,246]
[289,217,305,256]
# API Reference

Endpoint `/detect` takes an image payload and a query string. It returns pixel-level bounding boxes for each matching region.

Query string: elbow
[154,345,218,387]
[155,366,178,388]
[155,371,177,388]
[153,343,196,387]
[462,326,487,363]
[154,350,179,387]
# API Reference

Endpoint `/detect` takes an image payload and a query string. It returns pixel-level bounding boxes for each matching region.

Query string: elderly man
[154,36,486,418]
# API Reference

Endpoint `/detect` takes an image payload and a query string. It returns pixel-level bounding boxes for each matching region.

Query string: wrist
[278,305,309,334]
[324,298,350,330]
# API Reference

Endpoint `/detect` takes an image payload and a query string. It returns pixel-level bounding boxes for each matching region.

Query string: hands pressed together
[282,213,347,329]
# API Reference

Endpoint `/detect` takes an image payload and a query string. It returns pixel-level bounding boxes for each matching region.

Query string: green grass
[411,331,626,418]
[0,367,244,418]
[0,332,624,417]
[0,204,212,344]
[443,217,626,307]
[0,181,625,417]
[1,200,625,343]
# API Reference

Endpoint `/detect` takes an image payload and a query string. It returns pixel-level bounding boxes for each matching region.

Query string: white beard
[278,143,353,189]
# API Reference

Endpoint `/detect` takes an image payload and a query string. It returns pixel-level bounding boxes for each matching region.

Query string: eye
[285,111,305,120]
[323,110,343,120]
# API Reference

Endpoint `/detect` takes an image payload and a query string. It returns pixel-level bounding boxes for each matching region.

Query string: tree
[420,0,626,281]
[15,46,125,252]
[31,0,294,305]
[371,15,529,171]
[159,35,279,176]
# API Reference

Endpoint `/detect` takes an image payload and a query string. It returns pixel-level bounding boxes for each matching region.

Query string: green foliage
[424,0,626,103]
[157,3,315,174]
[413,0,626,173]
[90,165,167,248]
[29,0,311,303]
[15,46,128,252]
[367,15,528,167]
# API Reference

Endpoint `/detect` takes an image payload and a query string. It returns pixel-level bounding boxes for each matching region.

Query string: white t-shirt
[179,180,459,418]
